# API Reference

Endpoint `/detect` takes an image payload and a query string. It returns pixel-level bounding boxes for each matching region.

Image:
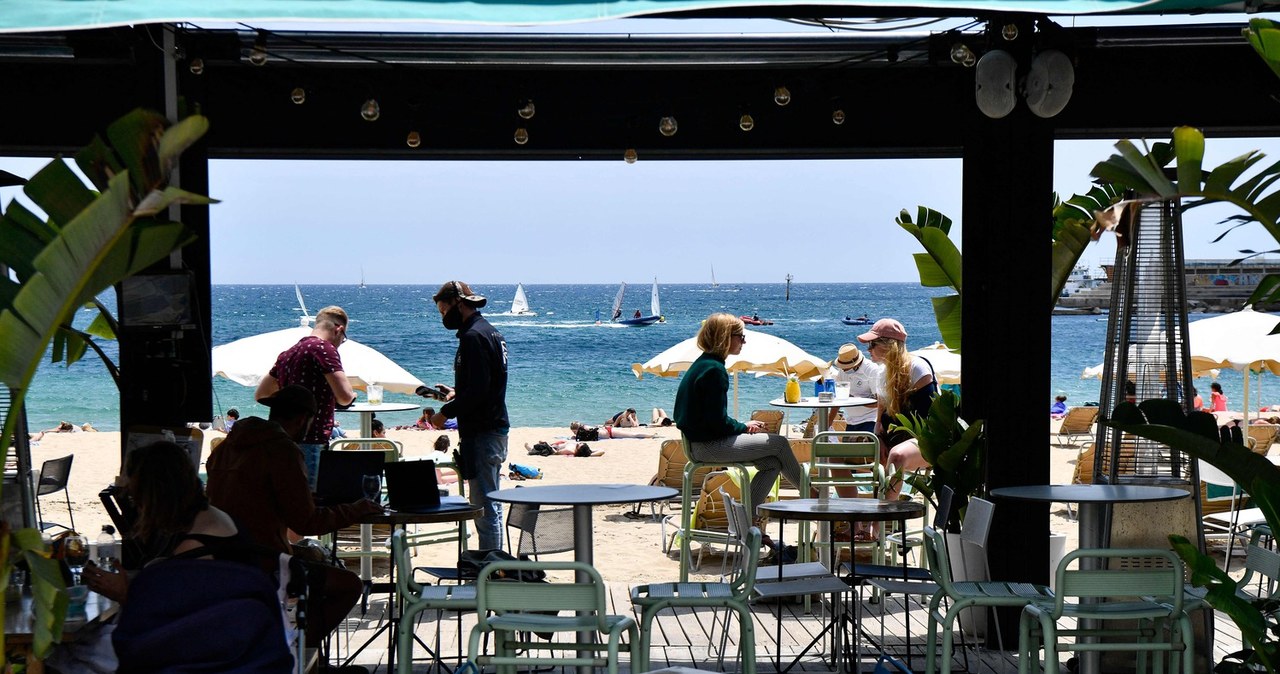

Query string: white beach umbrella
[631,328,828,417]
[911,342,961,385]
[1187,306,1280,422]
[212,326,425,395]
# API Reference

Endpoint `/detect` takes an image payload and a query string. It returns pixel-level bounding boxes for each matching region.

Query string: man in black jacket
[430,280,510,549]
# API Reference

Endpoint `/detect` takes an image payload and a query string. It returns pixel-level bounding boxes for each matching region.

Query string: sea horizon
[21,282,1273,434]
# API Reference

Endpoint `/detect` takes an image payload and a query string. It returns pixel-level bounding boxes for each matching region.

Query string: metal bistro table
[758,498,925,674]
[339,501,482,673]
[988,484,1191,674]
[336,401,418,438]
[771,396,876,435]
[488,483,678,674]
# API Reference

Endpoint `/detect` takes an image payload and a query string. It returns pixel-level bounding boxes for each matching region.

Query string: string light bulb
[658,116,678,137]
[832,108,846,125]
[518,100,536,120]
[514,127,529,145]
[249,33,268,66]
[773,86,791,106]
[738,113,755,132]
[290,87,306,105]
[950,43,977,67]
[406,131,422,148]
[624,148,638,164]
[188,58,204,75]
[1002,24,1019,41]
[360,99,380,121]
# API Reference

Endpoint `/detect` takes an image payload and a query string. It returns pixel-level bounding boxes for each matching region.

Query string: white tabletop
[338,402,419,414]
[770,396,876,410]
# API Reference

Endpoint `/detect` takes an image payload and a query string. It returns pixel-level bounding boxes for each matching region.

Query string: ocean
[22,283,1275,432]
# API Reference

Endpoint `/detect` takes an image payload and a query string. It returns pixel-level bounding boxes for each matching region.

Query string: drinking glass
[361,474,382,503]
[64,534,89,585]
[367,384,383,405]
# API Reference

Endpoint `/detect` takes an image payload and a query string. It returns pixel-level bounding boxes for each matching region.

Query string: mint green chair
[921,520,1054,674]
[631,526,762,674]
[800,430,883,568]
[678,432,752,582]
[467,560,640,674]
[391,530,477,674]
[1017,548,1193,674]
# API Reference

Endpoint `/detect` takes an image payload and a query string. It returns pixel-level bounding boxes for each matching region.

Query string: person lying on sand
[526,441,605,457]
[568,421,655,441]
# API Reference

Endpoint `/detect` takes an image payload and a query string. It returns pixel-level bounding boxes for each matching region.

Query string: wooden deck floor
[327,582,1242,674]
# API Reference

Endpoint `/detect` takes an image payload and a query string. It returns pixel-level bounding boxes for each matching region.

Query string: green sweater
[673,352,748,442]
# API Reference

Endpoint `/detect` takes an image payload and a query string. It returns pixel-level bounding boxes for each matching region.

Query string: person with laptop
[205,384,380,668]
[429,280,510,550]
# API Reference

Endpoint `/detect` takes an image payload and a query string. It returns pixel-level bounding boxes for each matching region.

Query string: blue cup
[825,379,836,394]
[814,380,824,397]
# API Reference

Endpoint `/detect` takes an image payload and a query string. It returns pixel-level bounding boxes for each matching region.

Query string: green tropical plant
[1246,19,1280,81]
[0,108,211,660]
[1051,183,1124,304]
[895,389,985,532]
[1106,398,1280,673]
[896,207,962,352]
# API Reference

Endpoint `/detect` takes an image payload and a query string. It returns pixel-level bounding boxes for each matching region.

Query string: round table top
[769,396,876,410]
[360,504,481,524]
[338,402,420,414]
[758,498,925,522]
[989,484,1190,504]
[488,484,678,506]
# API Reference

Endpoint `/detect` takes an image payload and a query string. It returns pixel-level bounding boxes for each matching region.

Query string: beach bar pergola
[1,0,1278,639]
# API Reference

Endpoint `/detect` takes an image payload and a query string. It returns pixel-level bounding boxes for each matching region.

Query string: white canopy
[212,326,425,395]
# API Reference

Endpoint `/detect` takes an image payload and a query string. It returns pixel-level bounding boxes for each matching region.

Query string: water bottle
[96,525,117,571]
[814,378,825,397]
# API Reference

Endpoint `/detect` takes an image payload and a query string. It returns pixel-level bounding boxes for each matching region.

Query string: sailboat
[358,267,366,289]
[613,278,664,326]
[711,264,718,288]
[492,283,538,316]
[509,283,537,316]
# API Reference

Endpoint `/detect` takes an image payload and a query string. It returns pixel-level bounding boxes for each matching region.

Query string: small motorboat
[740,314,773,326]
[842,315,873,326]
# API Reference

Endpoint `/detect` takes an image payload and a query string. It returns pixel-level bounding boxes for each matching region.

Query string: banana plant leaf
[898,207,963,352]
[1246,19,1280,82]
[0,108,211,660]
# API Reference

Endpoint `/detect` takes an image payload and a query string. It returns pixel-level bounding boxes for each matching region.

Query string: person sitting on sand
[608,408,639,428]
[415,408,435,430]
[1211,382,1228,413]
[526,441,605,457]
[432,435,460,484]
[1050,395,1068,419]
[568,421,655,441]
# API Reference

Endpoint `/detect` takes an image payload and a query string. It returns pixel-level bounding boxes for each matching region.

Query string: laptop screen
[383,459,442,512]
[315,450,386,505]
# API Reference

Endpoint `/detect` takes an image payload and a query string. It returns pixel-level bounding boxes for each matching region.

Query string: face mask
[442,304,464,330]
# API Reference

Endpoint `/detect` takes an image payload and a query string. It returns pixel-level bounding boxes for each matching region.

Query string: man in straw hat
[826,343,882,433]
[429,281,510,550]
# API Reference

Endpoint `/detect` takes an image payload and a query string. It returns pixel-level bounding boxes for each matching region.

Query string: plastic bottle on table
[96,525,117,571]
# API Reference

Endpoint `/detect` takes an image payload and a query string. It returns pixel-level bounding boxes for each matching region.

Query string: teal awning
[3,0,1257,33]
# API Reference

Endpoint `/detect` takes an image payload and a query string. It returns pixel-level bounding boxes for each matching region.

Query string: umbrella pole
[733,372,739,419]
[1244,369,1251,426]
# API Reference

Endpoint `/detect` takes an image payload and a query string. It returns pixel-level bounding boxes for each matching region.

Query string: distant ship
[1058,258,1280,312]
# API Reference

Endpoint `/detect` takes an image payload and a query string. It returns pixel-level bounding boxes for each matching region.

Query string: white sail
[611,282,626,321]
[711,264,718,288]
[511,284,530,314]
[651,278,661,317]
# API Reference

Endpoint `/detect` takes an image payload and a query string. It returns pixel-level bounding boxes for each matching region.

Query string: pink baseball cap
[857,318,907,343]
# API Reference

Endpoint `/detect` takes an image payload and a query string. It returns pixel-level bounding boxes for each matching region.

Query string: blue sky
[4,15,1280,284]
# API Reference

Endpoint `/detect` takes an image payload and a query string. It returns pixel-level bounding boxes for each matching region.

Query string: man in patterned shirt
[255,305,357,488]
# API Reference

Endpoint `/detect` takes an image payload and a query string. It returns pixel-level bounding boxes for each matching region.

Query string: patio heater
[1092,197,1210,670]
[1094,198,1197,488]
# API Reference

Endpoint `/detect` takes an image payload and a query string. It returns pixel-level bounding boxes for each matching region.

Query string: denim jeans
[464,431,508,550]
[299,443,324,491]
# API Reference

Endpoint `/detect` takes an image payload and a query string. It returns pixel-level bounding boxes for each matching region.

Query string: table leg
[1076,502,1103,674]
[359,412,373,439]
[573,504,594,674]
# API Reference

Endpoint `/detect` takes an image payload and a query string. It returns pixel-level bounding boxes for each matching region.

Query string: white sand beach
[26,418,1085,583]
